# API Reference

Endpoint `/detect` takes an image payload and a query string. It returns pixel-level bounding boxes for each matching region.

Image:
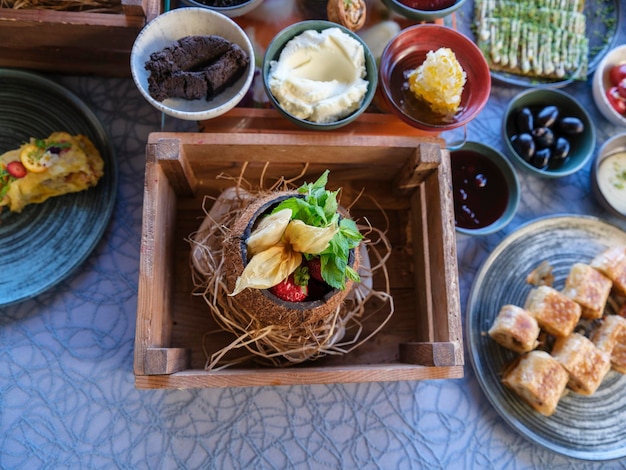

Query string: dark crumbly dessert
[145,35,231,77]
[145,35,249,102]
[203,44,249,97]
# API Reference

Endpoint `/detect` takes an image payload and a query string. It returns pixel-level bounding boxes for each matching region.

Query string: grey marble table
[2,5,626,468]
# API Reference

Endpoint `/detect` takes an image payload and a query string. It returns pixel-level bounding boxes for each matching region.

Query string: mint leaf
[270,171,363,290]
[320,251,347,290]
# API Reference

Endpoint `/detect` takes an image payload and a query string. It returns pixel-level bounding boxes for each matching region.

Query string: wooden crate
[0,0,161,76]
[134,110,463,389]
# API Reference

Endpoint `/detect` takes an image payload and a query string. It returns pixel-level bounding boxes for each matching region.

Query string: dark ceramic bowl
[262,20,377,131]
[502,88,596,178]
[378,24,490,132]
[451,141,520,236]
[380,0,467,21]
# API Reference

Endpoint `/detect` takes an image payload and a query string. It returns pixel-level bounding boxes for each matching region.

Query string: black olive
[532,127,555,148]
[515,107,534,134]
[557,116,584,135]
[551,137,570,164]
[535,105,559,128]
[510,133,535,161]
[531,148,551,169]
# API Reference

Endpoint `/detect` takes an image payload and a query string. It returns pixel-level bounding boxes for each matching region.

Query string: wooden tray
[0,0,161,76]
[134,115,463,389]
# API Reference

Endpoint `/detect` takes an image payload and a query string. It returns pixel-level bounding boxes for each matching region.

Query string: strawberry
[270,269,309,302]
[7,161,27,178]
[307,257,324,282]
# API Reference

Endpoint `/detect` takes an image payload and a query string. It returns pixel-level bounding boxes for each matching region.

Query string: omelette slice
[0,132,104,213]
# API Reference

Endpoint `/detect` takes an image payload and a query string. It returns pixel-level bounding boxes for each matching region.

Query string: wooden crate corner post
[394,144,464,369]
[135,137,191,377]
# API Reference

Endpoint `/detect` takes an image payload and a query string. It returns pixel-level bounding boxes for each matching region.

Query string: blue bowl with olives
[502,88,596,178]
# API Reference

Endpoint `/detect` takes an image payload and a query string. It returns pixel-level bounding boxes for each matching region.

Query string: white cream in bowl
[267,27,368,124]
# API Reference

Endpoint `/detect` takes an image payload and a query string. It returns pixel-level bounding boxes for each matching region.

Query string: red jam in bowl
[399,0,456,10]
[451,149,509,230]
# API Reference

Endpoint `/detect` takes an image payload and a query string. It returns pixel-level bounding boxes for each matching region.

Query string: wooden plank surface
[0,0,160,76]
[134,142,179,376]
[135,365,465,390]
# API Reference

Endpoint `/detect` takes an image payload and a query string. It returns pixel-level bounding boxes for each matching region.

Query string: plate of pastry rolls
[467,214,626,460]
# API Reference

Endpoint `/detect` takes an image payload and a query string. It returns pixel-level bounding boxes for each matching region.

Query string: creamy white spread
[268,27,368,124]
[597,151,626,215]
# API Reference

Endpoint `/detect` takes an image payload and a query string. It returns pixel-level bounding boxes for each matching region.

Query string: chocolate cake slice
[148,71,208,102]
[145,35,231,77]
[145,36,250,102]
[203,43,250,99]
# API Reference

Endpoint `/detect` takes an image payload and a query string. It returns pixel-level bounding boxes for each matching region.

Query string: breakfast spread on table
[0,132,104,213]
[144,35,249,102]
[488,246,626,416]
[4,0,626,462]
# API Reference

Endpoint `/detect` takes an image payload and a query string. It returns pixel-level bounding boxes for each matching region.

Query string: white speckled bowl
[130,8,254,121]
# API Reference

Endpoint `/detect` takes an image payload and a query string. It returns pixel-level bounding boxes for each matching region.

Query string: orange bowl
[379,24,491,132]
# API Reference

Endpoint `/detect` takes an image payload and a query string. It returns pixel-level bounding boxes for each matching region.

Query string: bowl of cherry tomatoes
[592,44,626,127]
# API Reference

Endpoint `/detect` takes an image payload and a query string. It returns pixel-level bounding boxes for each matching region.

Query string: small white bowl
[179,0,264,18]
[591,133,626,220]
[592,44,626,127]
[130,8,255,121]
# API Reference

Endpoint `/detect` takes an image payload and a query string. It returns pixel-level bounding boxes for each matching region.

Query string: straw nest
[189,178,393,370]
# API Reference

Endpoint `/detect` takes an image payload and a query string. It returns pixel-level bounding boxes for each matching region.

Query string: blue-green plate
[0,69,117,307]
[467,215,626,461]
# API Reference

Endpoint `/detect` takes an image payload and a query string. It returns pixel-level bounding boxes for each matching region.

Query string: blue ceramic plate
[456,0,621,88]
[466,215,626,460]
[0,69,117,307]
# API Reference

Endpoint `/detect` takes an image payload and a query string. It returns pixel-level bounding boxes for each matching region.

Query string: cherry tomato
[6,161,27,178]
[618,78,626,100]
[606,86,626,115]
[609,64,626,86]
